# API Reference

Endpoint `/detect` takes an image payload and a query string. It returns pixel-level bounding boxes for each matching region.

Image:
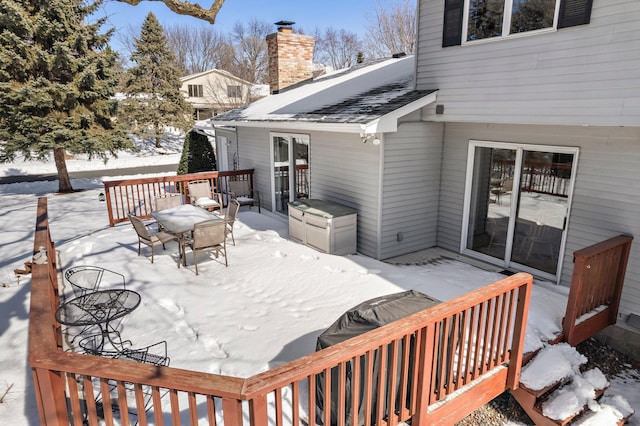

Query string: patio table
[55,289,141,354]
[151,204,222,266]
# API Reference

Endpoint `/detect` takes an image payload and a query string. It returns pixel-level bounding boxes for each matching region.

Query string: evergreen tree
[121,12,192,148]
[177,129,216,175]
[0,0,131,192]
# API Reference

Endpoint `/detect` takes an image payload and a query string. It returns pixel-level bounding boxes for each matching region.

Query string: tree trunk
[155,124,162,148]
[53,147,73,192]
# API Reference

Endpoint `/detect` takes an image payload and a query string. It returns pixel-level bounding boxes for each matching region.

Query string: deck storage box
[288,199,357,255]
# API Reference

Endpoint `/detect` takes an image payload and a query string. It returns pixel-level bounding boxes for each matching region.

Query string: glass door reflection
[272,134,310,214]
[465,143,576,277]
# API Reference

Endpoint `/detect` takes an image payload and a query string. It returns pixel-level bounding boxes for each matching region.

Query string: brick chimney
[266,21,315,94]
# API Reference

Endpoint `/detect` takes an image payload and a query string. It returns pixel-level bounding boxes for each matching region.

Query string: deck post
[222,397,245,426]
[507,274,532,389]
[32,368,69,425]
[249,395,269,426]
[412,325,435,426]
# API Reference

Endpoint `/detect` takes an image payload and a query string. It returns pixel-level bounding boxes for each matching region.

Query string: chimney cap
[275,20,295,28]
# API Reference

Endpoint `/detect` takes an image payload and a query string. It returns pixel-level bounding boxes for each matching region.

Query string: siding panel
[415,0,640,126]
[380,122,443,259]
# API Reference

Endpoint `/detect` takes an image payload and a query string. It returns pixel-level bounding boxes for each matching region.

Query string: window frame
[461,0,562,44]
[227,85,242,99]
[188,84,204,98]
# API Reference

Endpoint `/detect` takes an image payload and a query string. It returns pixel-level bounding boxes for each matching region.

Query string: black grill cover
[315,290,440,425]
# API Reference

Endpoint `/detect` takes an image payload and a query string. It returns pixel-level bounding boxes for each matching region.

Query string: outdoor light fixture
[361,133,381,145]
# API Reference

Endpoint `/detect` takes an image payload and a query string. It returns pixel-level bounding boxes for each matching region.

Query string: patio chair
[129,215,179,263]
[223,198,241,245]
[188,180,221,211]
[77,332,132,357]
[490,177,513,205]
[154,193,182,211]
[116,340,170,367]
[94,342,170,422]
[182,220,227,274]
[522,223,557,260]
[228,179,260,212]
[65,265,126,298]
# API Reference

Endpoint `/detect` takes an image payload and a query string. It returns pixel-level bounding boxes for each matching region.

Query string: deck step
[518,376,570,399]
[566,393,635,425]
[511,342,635,426]
[533,386,607,425]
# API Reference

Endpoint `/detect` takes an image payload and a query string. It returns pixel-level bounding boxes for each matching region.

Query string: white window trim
[269,132,311,215]
[460,140,580,283]
[461,0,562,45]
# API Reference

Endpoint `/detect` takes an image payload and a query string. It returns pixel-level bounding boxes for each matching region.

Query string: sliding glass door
[271,133,310,214]
[462,141,578,279]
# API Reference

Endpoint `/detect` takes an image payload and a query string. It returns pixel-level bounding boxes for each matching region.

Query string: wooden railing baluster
[30,197,540,426]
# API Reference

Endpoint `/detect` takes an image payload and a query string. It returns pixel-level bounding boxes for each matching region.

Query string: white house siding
[230,128,382,258]
[437,122,640,323]
[379,122,443,259]
[415,0,640,127]
[305,131,382,258]
[234,127,272,211]
[181,71,251,114]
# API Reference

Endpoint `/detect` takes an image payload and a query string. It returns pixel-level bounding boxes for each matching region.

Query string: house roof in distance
[209,55,438,134]
[180,68,253,86]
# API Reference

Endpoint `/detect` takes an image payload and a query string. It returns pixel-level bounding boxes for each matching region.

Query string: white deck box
[288,199,357,255]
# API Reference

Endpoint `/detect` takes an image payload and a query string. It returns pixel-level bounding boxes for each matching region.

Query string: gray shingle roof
[211,56,437,127]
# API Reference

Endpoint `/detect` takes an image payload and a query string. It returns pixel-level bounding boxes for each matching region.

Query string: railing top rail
[31,350,246,398]
[573,234,633,259]
[29,199,59,363]
[102,169,255,188]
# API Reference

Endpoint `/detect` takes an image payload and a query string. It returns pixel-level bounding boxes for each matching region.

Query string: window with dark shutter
[442,0,593,46]
[442,0,464,47]
[557,0,593,28]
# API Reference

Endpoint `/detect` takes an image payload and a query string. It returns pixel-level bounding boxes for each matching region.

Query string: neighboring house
[180,69,266,120]
[210,2,640,353]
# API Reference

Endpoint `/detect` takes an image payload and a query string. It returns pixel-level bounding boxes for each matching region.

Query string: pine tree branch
[115,0,225,24]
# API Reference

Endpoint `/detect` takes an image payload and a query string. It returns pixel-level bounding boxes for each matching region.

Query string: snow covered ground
[0,144,638,425]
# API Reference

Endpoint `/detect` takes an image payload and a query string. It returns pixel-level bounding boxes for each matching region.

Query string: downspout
[376,133,385,260]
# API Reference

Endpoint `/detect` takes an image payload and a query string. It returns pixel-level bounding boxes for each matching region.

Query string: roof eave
[210,120,366,133]
[210,90,438,135]
[363,90,439,134]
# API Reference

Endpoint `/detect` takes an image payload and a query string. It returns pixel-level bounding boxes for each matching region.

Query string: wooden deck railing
[103,169,256,226]
[30,197,533,426]
[492,159,572,197]
[562,234,633,346]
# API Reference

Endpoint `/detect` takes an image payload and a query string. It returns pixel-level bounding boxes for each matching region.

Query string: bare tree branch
[115,0,225,24]
[364,0,416,59]
[314,27,362,70]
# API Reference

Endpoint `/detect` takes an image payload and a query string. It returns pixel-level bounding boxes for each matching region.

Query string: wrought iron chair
[116,340,170,367]
[94,341,170,422]
[228,179,260,212]
[188,180,221,211]
[64,265,126,298]
[182,219,228,274]
[129,215,179,263]
[63,266,128,344]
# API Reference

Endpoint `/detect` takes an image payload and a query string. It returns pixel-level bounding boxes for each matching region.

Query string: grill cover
[315,290,440,425]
